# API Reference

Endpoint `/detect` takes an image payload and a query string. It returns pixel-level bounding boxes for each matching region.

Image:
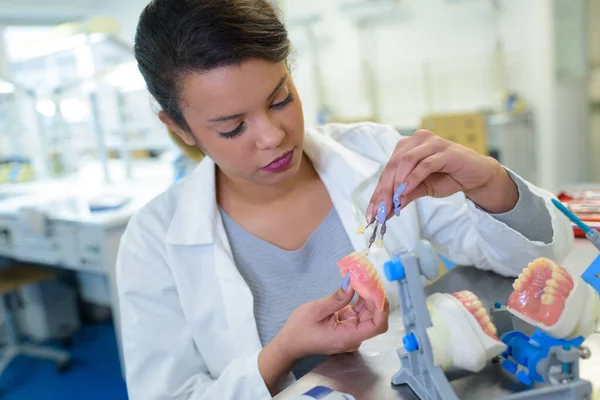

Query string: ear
[159,111,197,146]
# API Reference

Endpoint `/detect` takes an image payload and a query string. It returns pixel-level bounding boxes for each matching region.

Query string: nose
[255,114,285,150]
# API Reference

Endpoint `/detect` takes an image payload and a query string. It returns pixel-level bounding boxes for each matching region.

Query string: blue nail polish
[393,183,408,216]
[394,199,401,216]
[342,273,351,291]
[377,202,387,224]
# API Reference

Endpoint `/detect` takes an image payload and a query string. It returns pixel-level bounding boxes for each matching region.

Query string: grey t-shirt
[220,207,353,378]
[219,171,553,378]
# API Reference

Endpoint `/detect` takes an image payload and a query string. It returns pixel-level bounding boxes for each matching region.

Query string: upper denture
[337,251,386,311]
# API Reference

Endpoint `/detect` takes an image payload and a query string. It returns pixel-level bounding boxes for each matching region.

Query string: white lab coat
[115,122,573,400]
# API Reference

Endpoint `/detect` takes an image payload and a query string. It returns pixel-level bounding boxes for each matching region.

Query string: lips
[261,149,294,172]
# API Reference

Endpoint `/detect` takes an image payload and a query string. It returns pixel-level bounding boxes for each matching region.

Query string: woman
[115,0,573,399]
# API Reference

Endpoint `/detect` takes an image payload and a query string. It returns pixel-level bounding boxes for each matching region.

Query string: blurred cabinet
[420,111,537,184]
[421,112,487,155]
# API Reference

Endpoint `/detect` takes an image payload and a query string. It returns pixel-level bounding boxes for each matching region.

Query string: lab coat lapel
[213,214,262,354]
[166,158,262,355]
[302,129,380,254]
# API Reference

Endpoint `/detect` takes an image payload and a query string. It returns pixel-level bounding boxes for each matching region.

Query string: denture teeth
[513,279,523,291]
[475,308,487,318]
[488,323,497,335]
[544,286,557,295]
[541,293,555,305]
[528,262,538,270]
[481,314,491,325]
[546,279,558,289]
[551,271,565,282]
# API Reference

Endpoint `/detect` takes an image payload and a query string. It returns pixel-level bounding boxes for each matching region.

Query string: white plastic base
[426,293,507,373]
[507,278,600,339]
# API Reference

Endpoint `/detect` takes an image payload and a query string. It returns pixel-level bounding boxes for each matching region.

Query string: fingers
[370,298,390,334]
[352,298,375,322]
[353,298,366,314]
[337,298,368,321]
[337,298,390,344]
[366,137,421,223]
[402,152,451,196]
[367,130,447,223]
[401,171,464,208]
[336,305,358,321]
[312,285,356,320]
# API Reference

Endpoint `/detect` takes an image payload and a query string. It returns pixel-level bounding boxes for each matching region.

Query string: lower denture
[452,291,500,340]
[508,258,573,326]
[337,251,386,312]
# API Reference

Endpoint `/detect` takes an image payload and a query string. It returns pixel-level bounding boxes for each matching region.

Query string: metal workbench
[275,265,600,400]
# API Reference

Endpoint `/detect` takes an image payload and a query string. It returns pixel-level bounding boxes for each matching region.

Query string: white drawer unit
[73,225,106,273]
[53,221,79,268]
[11,218,62,265]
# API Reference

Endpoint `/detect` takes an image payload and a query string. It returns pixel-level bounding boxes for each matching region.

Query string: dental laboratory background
[1,0,600,399]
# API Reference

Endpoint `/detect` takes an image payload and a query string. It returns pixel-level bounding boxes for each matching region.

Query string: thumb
[312,282,355,320]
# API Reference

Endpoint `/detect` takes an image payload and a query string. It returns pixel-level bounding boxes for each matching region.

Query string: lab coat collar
[165,127,382,246]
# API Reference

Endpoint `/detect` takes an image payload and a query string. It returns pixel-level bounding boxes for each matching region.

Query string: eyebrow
[207,74,288,123]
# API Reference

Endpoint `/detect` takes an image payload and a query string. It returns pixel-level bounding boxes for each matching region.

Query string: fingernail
[366,203,374,224]
[393,183,407,216]
[377,202,387,224]
[342,273,351,291]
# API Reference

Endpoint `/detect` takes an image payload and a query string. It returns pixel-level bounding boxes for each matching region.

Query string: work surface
[275,246,600,400]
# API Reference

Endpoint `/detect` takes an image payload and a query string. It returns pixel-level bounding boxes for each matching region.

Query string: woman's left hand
[366,129,519,224]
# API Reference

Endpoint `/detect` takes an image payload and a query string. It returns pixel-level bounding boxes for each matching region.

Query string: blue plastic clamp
[501,359,518,374]
[500,329,584,384]
[384,258,406,281]
[581,254,600,295]
[403,333,419,352]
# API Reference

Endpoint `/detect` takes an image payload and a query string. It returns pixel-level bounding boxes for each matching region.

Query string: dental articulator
[312,187,600,400]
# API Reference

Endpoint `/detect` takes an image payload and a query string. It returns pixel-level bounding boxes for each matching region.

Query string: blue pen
[551,198,600,252]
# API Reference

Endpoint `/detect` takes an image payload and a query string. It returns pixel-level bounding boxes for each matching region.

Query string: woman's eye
[270,93,294,110]
[216,94,293,139]
[218,122,246,139]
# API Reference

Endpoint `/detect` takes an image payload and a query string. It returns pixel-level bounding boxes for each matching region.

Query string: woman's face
[164,59,305,186]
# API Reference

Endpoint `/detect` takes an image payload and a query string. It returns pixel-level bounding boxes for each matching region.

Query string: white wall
[282,0,542,125]
[282,0,590,190]
[100,0,591,190]
[590,0,600,182]
[99,0,149,45]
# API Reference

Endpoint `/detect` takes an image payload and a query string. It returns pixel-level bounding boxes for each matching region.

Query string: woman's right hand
[258,285,389,394]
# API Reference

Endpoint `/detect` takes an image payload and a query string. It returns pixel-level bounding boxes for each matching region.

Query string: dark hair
[134,0,292,133]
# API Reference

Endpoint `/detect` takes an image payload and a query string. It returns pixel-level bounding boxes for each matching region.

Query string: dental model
[425,290,507,373]
[507,257,600,339]
[337,251,386,311]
